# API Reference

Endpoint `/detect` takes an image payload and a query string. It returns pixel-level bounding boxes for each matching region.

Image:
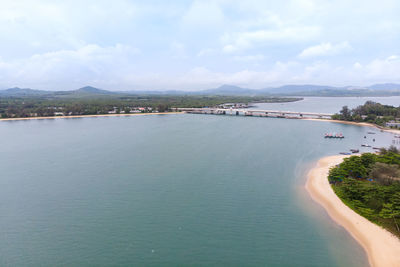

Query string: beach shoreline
[2,112,400,135]
[0,112,182,122]
[306,155,400,267]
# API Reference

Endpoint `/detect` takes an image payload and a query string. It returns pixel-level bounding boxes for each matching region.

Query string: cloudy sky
[1,0,400,91]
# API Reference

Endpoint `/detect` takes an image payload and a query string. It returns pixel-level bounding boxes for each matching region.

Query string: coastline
[2,111,399,135]
[0,112,182,122]
[306,155,400,267]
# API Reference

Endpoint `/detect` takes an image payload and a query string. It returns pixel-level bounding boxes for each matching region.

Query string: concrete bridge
[177,108,333,119]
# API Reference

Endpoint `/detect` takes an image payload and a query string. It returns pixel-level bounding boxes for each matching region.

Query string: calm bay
[1,97,399,266]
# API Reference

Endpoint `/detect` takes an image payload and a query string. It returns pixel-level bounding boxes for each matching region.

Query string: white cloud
[182,0,225,28]
[222,45,237,53]
[232,54,265,62]
[361,55,400,79]
[197,48,215,57]
[298,41,352,58]
[0,0,140,52]
[170,41,187,59]
[387,55,399,61]
[0,44,140,90]
[353,62,362,69]
[1,1,400,90]
[222,26,321,53]
[131,56,400,89]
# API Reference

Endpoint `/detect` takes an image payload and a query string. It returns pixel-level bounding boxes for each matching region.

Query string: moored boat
[324,132,344,138]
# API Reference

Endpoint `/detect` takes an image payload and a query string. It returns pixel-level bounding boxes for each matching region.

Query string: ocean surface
[253,96,400,113]
[0,99,398,266]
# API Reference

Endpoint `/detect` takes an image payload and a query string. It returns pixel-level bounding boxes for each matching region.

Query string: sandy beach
[306,155,400,267]
[0,112,182,122]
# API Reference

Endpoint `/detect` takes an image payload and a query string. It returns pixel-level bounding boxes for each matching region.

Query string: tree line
[332,101,400,126]
[0,95,300,118]
[329,148,400,236]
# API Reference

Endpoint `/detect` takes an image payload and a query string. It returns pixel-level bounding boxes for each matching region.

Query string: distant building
[386,121,400,128]
[218,103,249,109]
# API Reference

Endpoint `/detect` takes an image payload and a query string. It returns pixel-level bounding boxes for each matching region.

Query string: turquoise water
[0,114,396,266]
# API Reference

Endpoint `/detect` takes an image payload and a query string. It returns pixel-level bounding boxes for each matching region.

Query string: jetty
[177,108,333,119]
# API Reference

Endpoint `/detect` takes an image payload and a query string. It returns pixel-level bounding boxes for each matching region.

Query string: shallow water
[0,113,396,266]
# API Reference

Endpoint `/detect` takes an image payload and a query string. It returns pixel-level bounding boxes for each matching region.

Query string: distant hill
[201,84,256,95]
[199,83,400,96]
[0,86,116,97]
[268,83,400,96]
[262,84,338,94]
[0,87,49,96]
[73,86,114,95]
[367,83,400,90]
[1,83,400,97]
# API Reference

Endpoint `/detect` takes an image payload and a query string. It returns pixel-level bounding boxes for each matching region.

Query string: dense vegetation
[329,148,400,236]
[0,94,300,118]
[332,101,400,127]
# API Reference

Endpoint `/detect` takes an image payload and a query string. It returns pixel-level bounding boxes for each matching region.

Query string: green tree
[341,156,367,178]
[360,153,376,169]
[340,105,351,120]
[369,162,400,185]
[379,203,400,232]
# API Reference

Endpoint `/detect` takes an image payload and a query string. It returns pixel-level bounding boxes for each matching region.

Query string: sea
[1,96,399,266]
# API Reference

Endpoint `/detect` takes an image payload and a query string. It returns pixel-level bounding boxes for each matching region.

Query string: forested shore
[332,101,400,128]
[0,94,300,119]
[329,148,400,237]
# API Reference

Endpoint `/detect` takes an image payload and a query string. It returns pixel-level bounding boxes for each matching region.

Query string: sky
[0,0,400,91]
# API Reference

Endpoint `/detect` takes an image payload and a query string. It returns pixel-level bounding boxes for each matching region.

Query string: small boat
[350,149,359,153]
[367,132,376,134]
[361,144,371,147]
[373,147,381,150]
[324,133,344,138]
[340,152,351,155]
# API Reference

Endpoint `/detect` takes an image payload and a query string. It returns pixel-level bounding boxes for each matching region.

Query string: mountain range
[1,83,400,97]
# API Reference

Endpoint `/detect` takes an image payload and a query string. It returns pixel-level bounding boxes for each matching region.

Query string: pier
[177,108,333,119]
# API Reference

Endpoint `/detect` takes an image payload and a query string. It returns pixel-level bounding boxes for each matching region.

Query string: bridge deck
[177,108,333,118]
